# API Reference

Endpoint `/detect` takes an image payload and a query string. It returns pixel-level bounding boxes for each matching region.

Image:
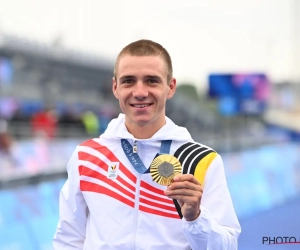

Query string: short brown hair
[114,39,173,82]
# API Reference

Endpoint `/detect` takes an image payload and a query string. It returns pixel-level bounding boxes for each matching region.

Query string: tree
[176,83,199,101]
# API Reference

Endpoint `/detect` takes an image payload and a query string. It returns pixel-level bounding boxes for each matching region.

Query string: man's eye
[123,80,133,84]
[147,79,157,84]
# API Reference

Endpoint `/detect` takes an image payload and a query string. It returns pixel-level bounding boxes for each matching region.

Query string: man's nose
[132,81,148,98]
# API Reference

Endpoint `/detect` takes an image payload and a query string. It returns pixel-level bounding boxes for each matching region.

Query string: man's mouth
[131,104,152,108]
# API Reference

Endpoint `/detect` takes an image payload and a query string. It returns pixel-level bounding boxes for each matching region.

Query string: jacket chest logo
[107,162,119,179]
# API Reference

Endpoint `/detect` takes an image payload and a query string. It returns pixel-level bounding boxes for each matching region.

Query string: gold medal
[150,154,182,186]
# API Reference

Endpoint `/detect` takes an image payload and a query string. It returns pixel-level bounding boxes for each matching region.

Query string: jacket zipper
[131,140,142,250]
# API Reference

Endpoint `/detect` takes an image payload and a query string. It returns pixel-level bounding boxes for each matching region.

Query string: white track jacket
[53,114,241,249]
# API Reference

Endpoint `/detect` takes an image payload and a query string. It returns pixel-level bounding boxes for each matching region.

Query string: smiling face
[113,55,176,138]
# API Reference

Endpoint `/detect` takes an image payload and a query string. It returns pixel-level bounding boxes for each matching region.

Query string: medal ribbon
[121,139,172,174]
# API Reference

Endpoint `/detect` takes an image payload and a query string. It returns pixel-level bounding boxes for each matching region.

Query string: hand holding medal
[150,154,182,186]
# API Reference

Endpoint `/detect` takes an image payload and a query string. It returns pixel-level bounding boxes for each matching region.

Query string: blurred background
[0,0,299,249]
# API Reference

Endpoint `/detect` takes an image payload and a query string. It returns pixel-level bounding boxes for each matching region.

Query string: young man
[53,40,241,249]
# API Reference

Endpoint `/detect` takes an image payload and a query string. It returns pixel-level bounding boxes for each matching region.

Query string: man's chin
[135,119,151,126]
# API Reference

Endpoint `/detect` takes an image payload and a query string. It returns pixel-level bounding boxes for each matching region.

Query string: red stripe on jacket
[80,139,137,183]
[78,151,136,193]
[79,166,135,200]
[80,180,135,208]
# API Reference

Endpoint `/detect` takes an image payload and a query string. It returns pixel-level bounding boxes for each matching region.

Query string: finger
[165,188,202,198]
[177,200,183,207]
[173,174,201,185]
[167,180,202,192]
[166,193,201,204]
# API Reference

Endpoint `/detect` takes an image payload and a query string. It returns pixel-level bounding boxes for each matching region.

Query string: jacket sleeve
[182,154,241,250]
[53,147,88,249]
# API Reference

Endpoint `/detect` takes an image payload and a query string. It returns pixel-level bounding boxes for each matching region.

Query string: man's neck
[125,119,166,139]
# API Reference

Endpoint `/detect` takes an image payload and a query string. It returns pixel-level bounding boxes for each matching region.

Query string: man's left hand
[164,174,203,221]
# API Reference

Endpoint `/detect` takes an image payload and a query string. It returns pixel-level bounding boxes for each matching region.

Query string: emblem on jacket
[107,162,119,179]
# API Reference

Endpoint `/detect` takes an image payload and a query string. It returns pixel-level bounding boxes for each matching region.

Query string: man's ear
[112,77,118,98]
[167,78,176,99]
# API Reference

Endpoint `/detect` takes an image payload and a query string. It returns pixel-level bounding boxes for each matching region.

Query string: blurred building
[0,34,114,104]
